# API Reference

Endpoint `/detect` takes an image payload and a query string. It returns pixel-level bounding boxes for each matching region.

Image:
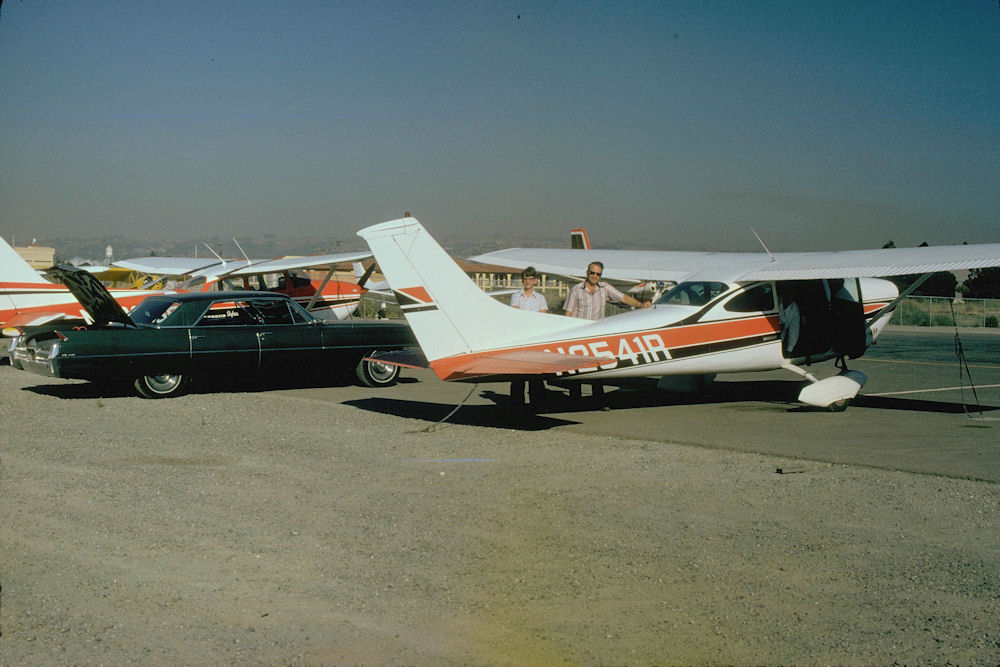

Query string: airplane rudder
[0,236,50,284]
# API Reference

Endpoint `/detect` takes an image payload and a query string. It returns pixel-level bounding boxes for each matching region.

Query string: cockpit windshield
[654,281,731,307]
[176,275,207,291]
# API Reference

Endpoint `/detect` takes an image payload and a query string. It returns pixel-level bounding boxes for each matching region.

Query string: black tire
[355,356,399,387]
[134,373,190,398]
[825,398,851,412]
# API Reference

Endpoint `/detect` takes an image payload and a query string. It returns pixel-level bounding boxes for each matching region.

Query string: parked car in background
[9,266,417,398]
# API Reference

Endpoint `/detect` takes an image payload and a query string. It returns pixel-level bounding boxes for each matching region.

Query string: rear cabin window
[724,283,775,313]
[131,299,186,326]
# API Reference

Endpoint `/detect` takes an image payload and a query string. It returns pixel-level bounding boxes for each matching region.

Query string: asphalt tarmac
[3,324,997,664]
[275,326,1000,482]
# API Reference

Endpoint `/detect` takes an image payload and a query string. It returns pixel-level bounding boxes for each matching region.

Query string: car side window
[247,299,294,325]
[198,302,261,326]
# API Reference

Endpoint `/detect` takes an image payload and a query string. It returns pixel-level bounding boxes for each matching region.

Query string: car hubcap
[146,374,182,393]
[368,362,396,383]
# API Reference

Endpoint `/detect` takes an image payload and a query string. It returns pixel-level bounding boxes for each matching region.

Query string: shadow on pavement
[21,371,381,400]
[343,397,581,431]
[852,394,999,414]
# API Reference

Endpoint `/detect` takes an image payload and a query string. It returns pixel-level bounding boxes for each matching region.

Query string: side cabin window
[724,283,775,313]
[655,281,730,307]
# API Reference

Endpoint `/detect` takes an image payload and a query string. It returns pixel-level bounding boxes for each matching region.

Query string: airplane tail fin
[1,236,56,326]
[570,228,591,250]
[1,236,49,284]
[358,217,580,362]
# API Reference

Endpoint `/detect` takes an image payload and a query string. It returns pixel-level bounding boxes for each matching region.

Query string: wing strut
[307,267,337,312]
[355,262,378,288]
[867,272,934,328]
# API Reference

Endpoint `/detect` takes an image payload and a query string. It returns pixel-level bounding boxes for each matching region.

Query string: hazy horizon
[2,2,998,253]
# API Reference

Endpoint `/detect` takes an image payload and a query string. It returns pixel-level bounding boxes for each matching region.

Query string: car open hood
[45,265,136,327]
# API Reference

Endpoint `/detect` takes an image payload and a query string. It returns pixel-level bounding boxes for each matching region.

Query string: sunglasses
[588,270,602,276]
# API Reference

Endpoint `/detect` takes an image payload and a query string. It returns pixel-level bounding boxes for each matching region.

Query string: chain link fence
[893,296,1000,328]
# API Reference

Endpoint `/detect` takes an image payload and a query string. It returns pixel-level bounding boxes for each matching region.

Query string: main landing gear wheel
[355,357,400,387]
[134,373,190,398]
[825,398,851,412]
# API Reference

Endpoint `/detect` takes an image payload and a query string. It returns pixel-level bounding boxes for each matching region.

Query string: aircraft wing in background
[114,251,374,280]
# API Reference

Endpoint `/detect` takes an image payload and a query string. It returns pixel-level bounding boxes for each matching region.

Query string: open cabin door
[777,279,866,361]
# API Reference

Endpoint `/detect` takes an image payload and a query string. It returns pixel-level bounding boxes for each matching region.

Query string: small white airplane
[358,216,1000,411]
[1,235,375,331]
[113,246,376,319]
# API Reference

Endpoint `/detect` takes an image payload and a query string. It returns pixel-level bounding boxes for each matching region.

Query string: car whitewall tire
[134,373,190,398]
[355,356,399,387]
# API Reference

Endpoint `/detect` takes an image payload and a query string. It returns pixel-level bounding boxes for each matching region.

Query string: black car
[9,266,417,398]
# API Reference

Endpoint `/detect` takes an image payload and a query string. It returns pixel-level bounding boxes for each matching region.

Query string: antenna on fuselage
[751,228,776,263]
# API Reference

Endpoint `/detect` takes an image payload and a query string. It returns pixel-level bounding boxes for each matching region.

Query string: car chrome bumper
[11,346,57,377]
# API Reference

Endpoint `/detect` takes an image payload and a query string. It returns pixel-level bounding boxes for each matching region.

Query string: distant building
[14,243,55,269]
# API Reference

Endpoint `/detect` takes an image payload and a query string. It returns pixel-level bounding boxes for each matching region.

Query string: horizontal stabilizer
[2,311,76,328]
[435,349,610,379]
[364,347,429,369]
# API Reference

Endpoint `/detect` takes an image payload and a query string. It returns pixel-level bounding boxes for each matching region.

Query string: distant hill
[37,233,570,265]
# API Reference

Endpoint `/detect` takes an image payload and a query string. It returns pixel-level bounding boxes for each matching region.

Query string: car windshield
[130,299,184,326]
[655,281,731,307]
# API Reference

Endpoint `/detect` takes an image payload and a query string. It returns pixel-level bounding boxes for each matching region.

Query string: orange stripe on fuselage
[0,282,69,291]
[428,314,781,380]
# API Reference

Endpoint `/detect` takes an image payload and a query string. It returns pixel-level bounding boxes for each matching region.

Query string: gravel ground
[1,364,998,666]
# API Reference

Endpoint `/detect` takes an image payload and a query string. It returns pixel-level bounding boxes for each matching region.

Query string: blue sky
[1,1,998,251]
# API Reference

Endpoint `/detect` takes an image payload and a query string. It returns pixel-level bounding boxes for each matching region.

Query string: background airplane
[1,235,375,333]
[568,227,673,304]
[113,249,376,319]
[359,216,1000,411]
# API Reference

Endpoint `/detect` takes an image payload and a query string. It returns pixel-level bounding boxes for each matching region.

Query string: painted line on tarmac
[863,358,1000,370]
[406,459,496,463]
[865,383,1000,397]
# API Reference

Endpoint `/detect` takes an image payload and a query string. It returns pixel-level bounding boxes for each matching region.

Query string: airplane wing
[220,251,374,277]
[115,251,375,280]
[114,257,223,276]
[471,244,1000,283]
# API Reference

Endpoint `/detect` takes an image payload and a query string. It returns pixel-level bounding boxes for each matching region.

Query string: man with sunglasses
[563,261,651,320]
